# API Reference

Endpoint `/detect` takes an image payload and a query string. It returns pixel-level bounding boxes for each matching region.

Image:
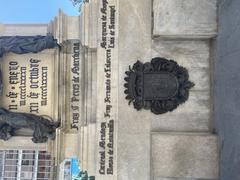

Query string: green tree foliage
[69,0,86,12]
[70,0,85,7]
[73,170,95,180]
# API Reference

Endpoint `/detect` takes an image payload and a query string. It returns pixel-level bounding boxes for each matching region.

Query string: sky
[0,0,80,24]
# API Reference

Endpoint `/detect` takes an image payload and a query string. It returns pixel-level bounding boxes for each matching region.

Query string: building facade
[0,150,54,180]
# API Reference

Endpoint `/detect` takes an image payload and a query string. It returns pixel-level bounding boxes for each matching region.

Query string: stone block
[152,133,219,179]
[117,133,151,180]
[153,0,217,38]
[152,40,210,69]
[151,91,211,132]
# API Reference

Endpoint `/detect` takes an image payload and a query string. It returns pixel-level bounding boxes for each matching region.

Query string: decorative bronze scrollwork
[124,57,194,115]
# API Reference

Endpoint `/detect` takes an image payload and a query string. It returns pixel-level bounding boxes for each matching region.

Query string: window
[0,150,55,180]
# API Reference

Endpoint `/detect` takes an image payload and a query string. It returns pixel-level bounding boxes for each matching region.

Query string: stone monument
[0,0,219,179]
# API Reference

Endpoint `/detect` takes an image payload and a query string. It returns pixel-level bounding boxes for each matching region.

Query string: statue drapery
[0,34,59,57]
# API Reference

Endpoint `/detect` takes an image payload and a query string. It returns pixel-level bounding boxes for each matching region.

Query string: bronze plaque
[143,73,178,100]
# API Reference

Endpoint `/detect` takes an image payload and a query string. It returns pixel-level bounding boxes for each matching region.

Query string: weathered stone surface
[151,91,211,132]
[118,0,153,133]
[152,40,210,69]
[87,124,96,176]
[90,51,97,123]
[0,137,47,150]
[88,0,98,48]
[152,133,219,179]
[153,0,217,38]
[86,50,97,124]
[66,16,80,40]
[79,126,84,165]
[82,126,88,171]
[116,0,152,180]
[0,49,57,118]
[189,68,210,91]
[48,10,80,44]
[118,133,150,180]
[151,39,211,131]
[83,3,89,47]
[151,112,210,132]
[95,0,120,177]
[63,133,79,159]
[79,6,84,44]
[152,39,211,92]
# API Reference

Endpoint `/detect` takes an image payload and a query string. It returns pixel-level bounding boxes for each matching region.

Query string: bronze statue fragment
[0,34,59,58]
[0,108,60,143]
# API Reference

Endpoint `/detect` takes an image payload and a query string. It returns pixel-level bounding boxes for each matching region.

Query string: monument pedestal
[0,0,219,179]
[52,0,219,178]
[92,0,218,179]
